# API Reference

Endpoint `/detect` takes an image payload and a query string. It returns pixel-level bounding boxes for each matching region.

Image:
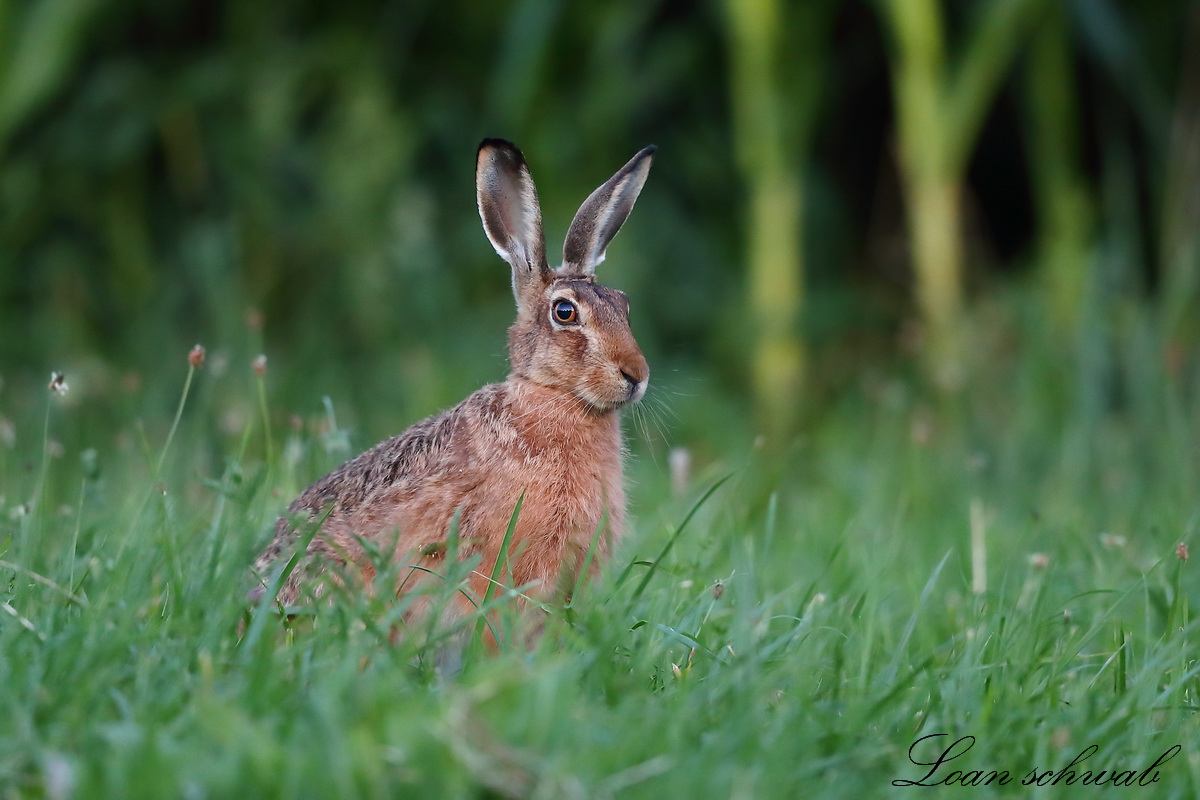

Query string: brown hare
[252,139,656,638]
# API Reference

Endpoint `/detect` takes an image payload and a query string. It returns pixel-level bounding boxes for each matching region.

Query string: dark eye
[552,299,578,324]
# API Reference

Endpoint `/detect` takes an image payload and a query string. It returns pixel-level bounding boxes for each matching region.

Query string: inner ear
[475,139,553,307]
[561,145,656,276]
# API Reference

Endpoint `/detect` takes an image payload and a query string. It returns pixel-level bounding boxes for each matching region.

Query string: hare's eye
[552,299,578,324]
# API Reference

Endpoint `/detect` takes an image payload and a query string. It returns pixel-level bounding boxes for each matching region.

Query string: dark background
[1,0,1195,452]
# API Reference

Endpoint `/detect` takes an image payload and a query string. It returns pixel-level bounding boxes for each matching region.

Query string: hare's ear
[477,139,552,307]
[561,145,656,277]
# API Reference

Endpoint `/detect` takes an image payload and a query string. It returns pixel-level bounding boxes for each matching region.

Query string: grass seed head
[48,371,68,395]
[188,344,206,369]
[253,354,268,377]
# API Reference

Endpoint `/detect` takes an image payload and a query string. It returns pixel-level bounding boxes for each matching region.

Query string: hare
[251,139,656,636]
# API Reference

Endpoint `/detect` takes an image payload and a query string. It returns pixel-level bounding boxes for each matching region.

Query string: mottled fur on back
[251,140,656,634]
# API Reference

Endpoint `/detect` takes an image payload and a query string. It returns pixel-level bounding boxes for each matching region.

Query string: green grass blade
[630,473,733,600]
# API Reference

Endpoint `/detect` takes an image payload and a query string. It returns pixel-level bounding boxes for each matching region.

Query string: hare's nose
[620,354,649,386]
[620,368,648,403]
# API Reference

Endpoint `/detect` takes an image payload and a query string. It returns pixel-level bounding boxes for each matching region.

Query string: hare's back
[289,383,511,519]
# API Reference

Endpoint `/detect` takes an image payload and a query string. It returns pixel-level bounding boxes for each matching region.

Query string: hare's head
[477,139,654,413]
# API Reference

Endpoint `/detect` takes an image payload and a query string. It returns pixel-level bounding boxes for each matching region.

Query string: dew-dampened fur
[252,140,655,632]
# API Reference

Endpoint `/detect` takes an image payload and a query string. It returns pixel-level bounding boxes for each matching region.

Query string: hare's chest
[462,418,622,557]
[498,436,623,533]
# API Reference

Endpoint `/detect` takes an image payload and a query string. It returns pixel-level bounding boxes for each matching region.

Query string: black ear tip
[478,138,525,164]
[478,137,515,151]
[640,144,658,158]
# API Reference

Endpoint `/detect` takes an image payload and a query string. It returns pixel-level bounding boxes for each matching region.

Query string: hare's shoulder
[289,383,511,517]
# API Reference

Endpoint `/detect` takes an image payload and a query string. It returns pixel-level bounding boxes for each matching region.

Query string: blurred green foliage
[0,0,1197,437]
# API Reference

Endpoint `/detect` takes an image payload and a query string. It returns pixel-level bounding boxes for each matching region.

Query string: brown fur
[251,140,655,638]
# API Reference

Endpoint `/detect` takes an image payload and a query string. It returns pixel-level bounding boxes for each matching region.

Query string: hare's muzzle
[621,369,648,404]
[617,350,649,406]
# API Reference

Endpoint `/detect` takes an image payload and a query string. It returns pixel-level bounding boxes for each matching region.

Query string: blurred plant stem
[1161,5,1200,350]
[725,0,832,435]
[0,0,97,156]
[883,0,1042,388]
[1024,2,1091,331]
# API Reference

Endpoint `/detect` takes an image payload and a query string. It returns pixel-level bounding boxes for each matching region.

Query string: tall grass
[1,303,1197,797]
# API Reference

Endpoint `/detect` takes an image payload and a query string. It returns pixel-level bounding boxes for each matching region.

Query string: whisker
[632,404,655,446]
[647,392,679,423]
[645,402,671,445]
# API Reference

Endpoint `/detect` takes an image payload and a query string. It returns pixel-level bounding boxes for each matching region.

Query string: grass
[1,304,1199,799]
